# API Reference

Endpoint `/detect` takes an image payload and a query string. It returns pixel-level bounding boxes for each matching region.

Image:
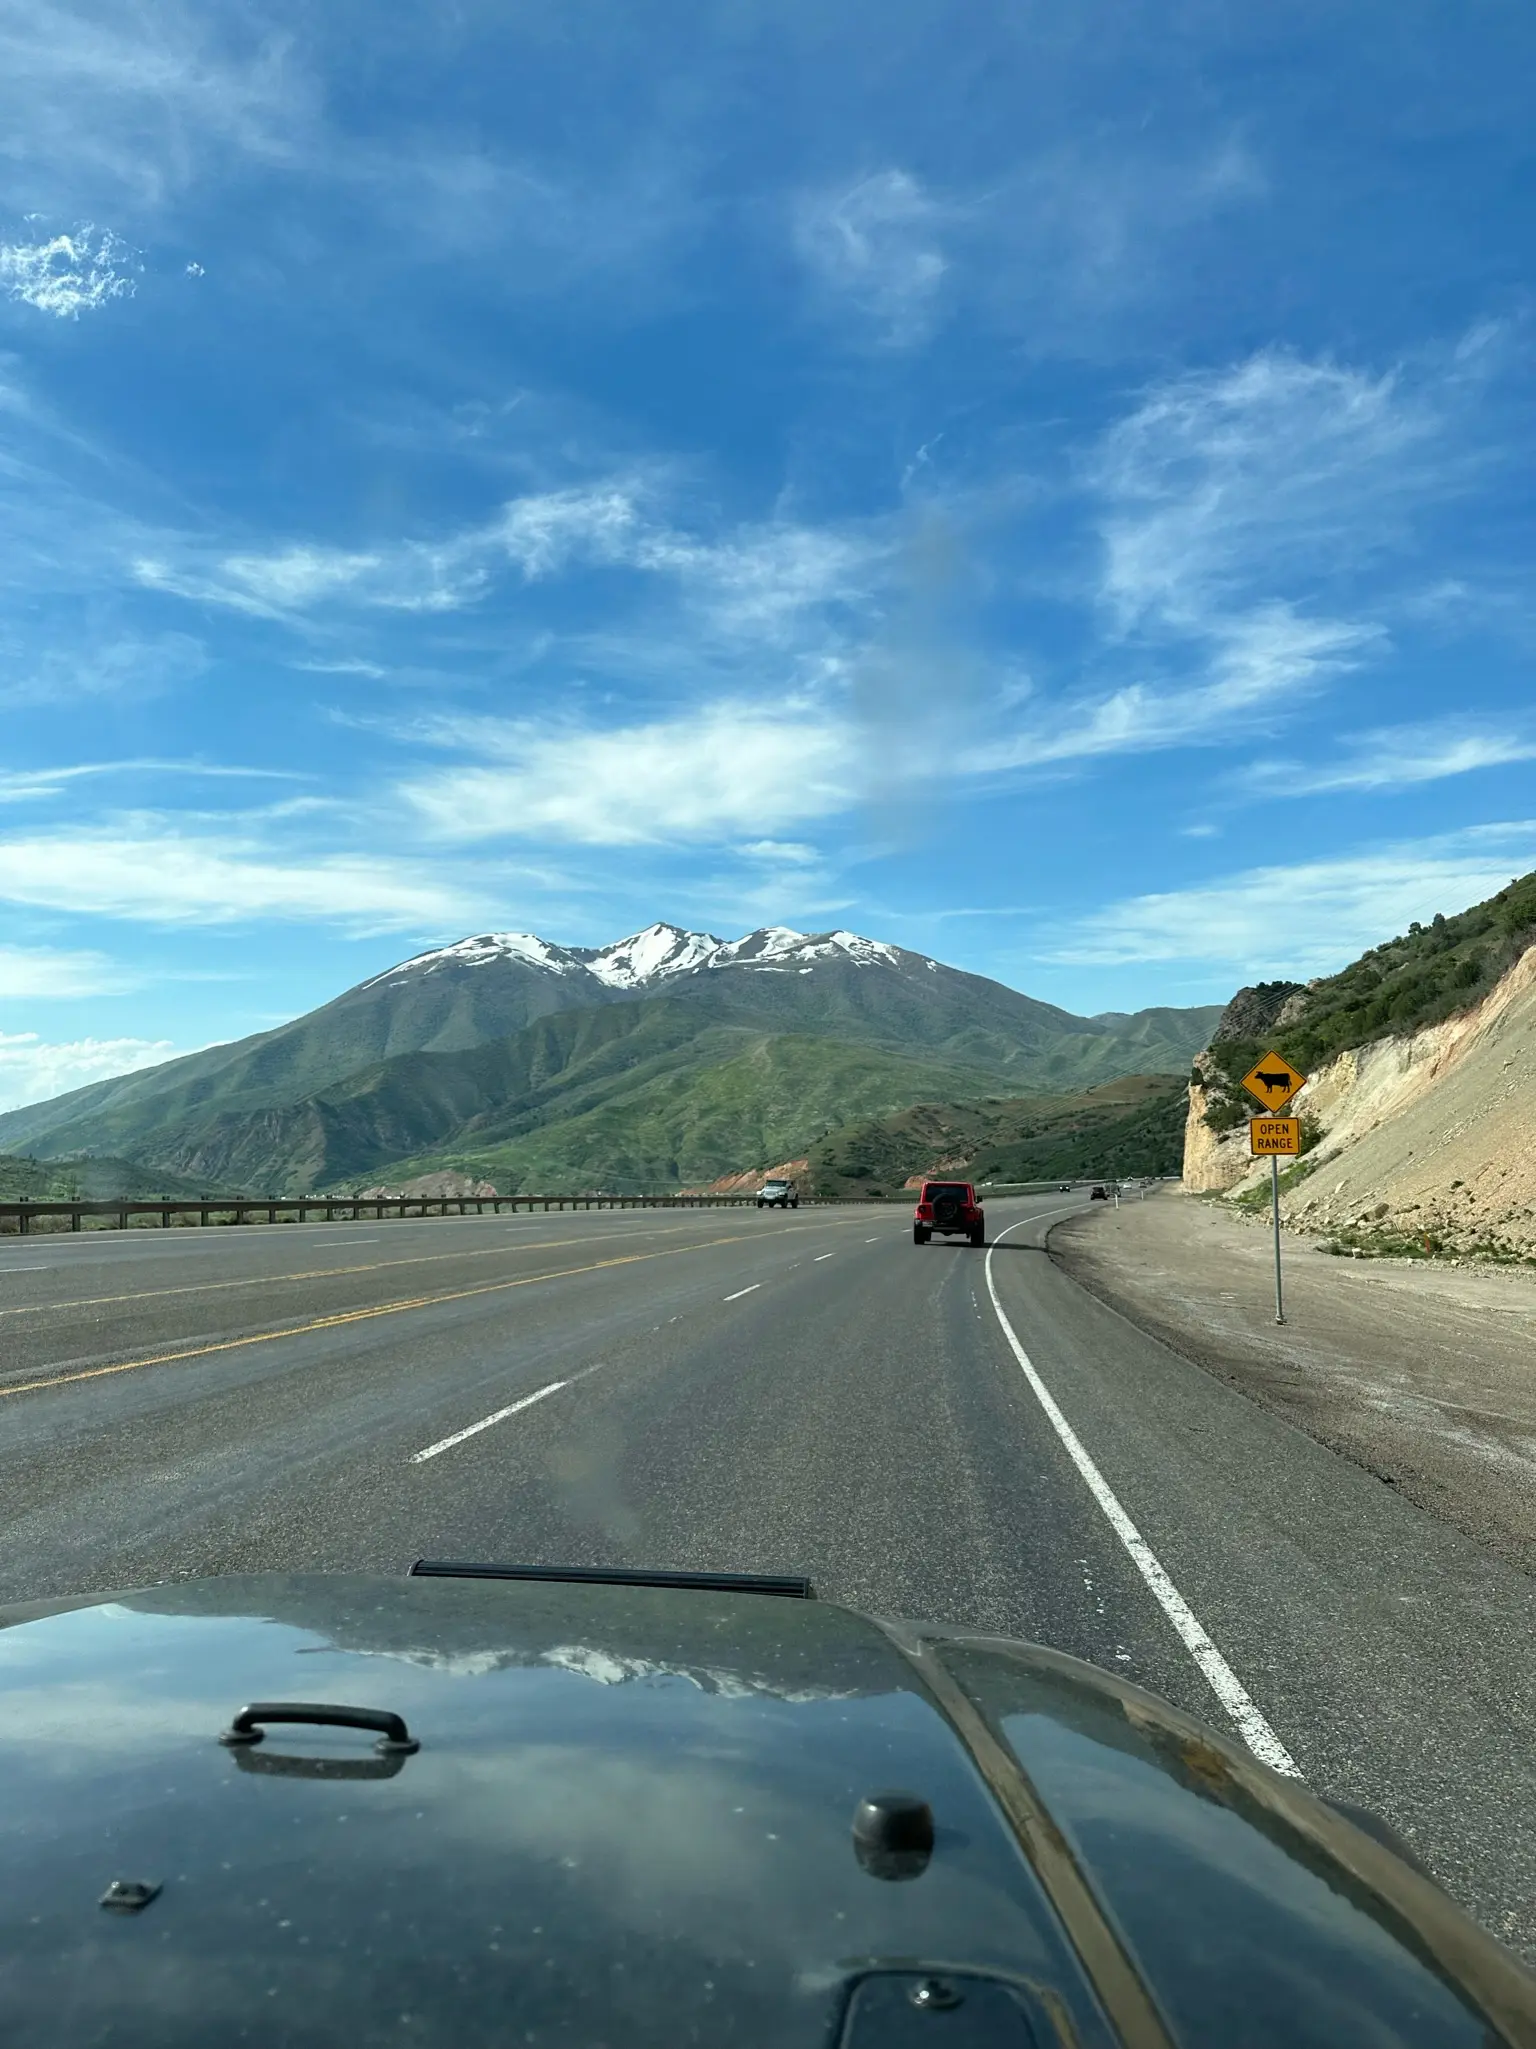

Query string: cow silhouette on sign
[1256,1069,1295,1094]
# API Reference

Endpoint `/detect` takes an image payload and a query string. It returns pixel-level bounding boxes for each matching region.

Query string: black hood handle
[219,1702,420,1754]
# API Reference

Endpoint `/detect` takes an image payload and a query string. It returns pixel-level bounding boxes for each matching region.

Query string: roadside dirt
[1052,1191,1536,1576]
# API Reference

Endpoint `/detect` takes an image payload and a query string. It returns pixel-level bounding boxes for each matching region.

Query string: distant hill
[807,1075,1189,1200]
[0,923,1222,1193]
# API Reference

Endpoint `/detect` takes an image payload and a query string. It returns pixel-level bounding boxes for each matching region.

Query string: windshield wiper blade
[406,1559,815,1598]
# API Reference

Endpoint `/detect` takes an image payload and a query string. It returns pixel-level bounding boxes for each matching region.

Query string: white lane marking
[984,1217,1300,1778]
[813,1252,835,1262]
[723,1284,761,1302]
[3,1265,52,1273]
[312,1237,380,1246]
[865,1237,879,1243]
[411,1379,567,1463]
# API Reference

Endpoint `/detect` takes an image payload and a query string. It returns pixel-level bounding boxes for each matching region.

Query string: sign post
[1241,1055,1307,1328]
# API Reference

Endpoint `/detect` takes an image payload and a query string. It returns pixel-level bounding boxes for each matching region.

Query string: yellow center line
[0,1230,758,1401]
[0,1217,749,1320]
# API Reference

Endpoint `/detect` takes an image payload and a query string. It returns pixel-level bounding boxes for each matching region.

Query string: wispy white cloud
[403,702,859,847]
[1045,822,1536,976]
[795,169,948,347]
[133,484,884,644]
[0,1,313,213]
[293,656,388,678]
[0,822,504,932]
[988,344,1467,772]
[979,607,1380,771]
[0,222,138,317]
[0,945,132,999]
[0,1031,181,1113]
[0,760,307,805]
[1092,349,1436,632]
[0,631,207,706]
[921,136,1265,361]
[1242,719,1536,797]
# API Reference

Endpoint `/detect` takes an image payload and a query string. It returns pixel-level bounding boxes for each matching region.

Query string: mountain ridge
[0,921,1222,1192]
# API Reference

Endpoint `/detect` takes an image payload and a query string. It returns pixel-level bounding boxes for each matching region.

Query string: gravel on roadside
[1051,1190,1536,1577]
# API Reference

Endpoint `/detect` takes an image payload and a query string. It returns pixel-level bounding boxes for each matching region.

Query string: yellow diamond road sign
[1241,1050,1306,1110]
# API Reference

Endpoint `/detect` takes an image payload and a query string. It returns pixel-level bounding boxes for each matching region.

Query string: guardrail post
[122,1206,132,1231]
[71,1206,82,1232]
[18,1205,28,1236]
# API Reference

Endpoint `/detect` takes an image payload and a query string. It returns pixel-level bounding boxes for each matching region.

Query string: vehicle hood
[0,1573,1528,2048]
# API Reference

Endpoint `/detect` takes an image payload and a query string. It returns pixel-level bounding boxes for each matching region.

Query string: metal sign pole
[1241,1050,1306,1332]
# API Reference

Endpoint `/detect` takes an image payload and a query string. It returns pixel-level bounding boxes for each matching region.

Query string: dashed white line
[984,1217,1300,1779]
[2,1265,52,1273]
[723,1284,761,1302]
[865,1237,879,1243]
[411,1379,567,1463]
[313,1238,379,1247]
[813,1252,835,1262]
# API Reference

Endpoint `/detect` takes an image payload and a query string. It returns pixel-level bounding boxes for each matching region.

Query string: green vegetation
[335,1030,1006,1194]
[805,1074,1188,1200]
[1200,870,1536,1132]
[1231,1145,1323,1212]
[0,1154,217,1200]
[1315,1224,1536,1263]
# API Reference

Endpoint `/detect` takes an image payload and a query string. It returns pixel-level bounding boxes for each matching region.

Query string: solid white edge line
[411,1379,567,1463]
[984,1216,1301,1778]
[723,1284,761,1302]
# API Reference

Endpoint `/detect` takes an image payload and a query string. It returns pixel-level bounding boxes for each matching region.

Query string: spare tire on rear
[933,1196,960,1227]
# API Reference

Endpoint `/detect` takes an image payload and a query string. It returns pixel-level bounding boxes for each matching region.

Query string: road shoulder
[1050,1191,1536,1577]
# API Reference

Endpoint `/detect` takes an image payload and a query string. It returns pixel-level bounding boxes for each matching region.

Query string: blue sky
[2,0,1534,1109]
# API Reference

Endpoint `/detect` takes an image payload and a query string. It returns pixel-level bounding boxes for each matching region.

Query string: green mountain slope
[116,994,1011,1193]
[807,1075,1189,1199]
[362,1032,1010,1194]
[0,946,610,1162]
[0,1154,220,1200]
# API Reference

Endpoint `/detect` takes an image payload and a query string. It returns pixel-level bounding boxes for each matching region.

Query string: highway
[1,1191,1533,1956]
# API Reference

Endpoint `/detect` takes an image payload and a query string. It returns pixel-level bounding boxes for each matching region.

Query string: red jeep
[913,1180,986,1248]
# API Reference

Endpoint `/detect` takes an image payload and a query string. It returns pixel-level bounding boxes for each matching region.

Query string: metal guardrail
[0,1192,768,1235]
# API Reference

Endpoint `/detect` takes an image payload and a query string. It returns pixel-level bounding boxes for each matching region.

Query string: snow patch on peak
[361,931,579,988]
[360,922,910,995]
[715,927,903,972]
[582,922,723,989]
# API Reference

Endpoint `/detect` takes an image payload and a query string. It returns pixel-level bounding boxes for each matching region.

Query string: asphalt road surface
[2,1192,1532,1956]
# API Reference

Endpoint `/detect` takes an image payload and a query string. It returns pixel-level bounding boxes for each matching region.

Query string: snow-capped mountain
[367,922,918,994]
[0,914,1223,1188]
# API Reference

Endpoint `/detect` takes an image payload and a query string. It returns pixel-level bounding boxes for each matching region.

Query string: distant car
[756,1178,798,1209]
[1059,1183,1072,1191]
[913,1180,985,1247]
[1089,1184,1109,1200]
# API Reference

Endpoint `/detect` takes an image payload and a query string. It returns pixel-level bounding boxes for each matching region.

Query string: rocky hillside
[1184,871,1536,1258]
